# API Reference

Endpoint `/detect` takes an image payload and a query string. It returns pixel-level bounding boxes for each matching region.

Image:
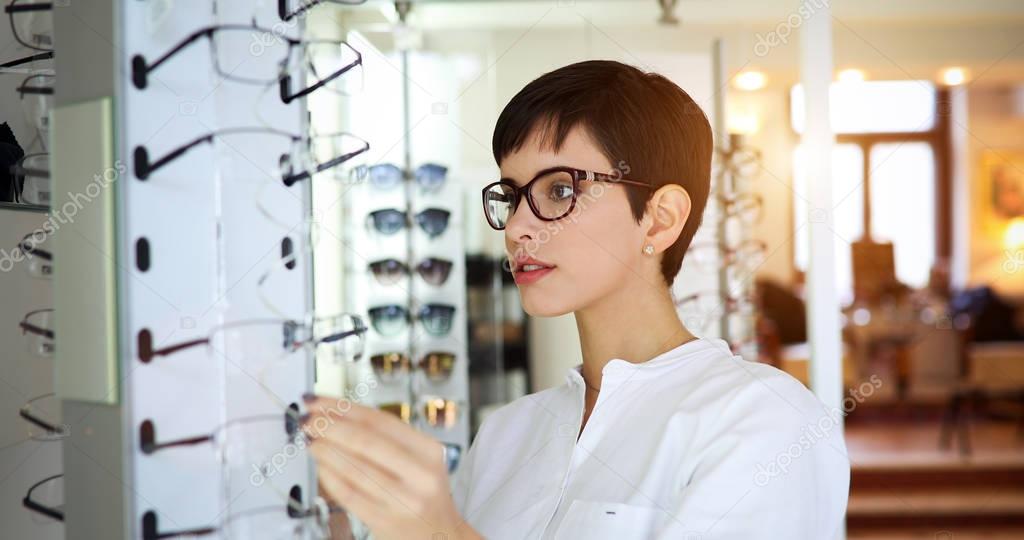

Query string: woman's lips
[513,265,556,285]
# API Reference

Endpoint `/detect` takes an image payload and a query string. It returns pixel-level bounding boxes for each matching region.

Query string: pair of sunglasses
[366,163,447,192]
[366,208,450,238]
[368,257,452,287]
[379,396,462,429]
[367,303,455,337]
[370,351,456,383]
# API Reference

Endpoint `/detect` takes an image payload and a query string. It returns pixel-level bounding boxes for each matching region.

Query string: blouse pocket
[553,500,661,540]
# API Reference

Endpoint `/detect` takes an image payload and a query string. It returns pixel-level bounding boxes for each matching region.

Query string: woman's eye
[548,183,573,200]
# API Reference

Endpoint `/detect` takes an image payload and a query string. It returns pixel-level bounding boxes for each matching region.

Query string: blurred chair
[938,309,1024,455]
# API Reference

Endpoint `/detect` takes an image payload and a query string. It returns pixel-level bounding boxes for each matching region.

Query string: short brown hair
[492,60,713,287]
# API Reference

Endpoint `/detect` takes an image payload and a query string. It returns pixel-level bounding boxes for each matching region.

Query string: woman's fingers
[313,448,388,529]
[305,409,439,492]
[304,396,438,463]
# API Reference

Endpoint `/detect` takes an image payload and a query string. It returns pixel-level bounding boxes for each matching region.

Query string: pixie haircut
[492,59,713,287]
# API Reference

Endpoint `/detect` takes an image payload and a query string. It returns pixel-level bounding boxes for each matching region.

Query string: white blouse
[450,337,850,539]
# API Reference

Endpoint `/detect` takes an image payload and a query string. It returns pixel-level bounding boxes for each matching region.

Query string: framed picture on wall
[978,149,1024,232]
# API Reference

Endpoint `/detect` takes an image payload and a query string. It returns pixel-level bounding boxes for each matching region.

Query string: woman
[302,60,850,539]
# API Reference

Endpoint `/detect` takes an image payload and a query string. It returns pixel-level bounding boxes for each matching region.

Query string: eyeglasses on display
[366,207,450,238]
[378,396,463,430]
[17,72,53,96]
[482,165,653,230]
[368,257,452,287]
[367,303,455,337]
[5,0,53,53]
[277,0,368,22]
[141,494,339,539]
[370,351,456,383]
[20,393,69,441]
[137,314,367,364]
[130,23,363,102]
[23,473,63,522]
[133,127,369,185]
[366,162,448,192]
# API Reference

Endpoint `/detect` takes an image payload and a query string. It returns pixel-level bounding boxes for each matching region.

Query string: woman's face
[500,125,649,317]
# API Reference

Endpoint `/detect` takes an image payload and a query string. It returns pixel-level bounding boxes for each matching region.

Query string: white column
[799,0,847,451]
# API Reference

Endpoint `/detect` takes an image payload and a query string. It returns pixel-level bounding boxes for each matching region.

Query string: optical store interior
[2,0,1024,539]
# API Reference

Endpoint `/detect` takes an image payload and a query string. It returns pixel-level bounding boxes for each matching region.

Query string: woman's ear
[644,184,692,254]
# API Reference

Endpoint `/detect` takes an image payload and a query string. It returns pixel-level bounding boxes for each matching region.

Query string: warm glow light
[734,71,767,91]
[727,102,761,135]
[1006,218,1024,250]
[837,69,866,83]
[941,67,968,86]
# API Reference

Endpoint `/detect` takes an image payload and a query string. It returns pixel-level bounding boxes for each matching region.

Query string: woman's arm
[301,394,484,540]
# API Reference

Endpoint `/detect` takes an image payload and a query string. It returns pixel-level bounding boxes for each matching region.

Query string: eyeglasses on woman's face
[481,165,653,231]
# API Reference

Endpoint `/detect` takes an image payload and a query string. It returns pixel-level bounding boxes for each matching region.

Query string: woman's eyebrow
[499,175,522,187]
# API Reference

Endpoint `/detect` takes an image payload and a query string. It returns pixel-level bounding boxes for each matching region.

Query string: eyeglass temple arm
[5,3,53,13]
[134,134,214,180]
[23,474,64,523]
[19,321,54,340]
[143,337,210,362]
[284,139,369,187]
[19,407,61,434]
[0,51,54,69]
[584,171,653,189]
[279,49,362,104]
[131,28,213,89]
[17,239,52,261]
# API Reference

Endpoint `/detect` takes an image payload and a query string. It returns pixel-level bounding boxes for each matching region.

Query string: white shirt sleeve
[652,373,851,540]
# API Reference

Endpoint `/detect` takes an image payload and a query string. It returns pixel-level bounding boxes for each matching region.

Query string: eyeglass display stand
[338,164,471,452]
[50,2,316,538]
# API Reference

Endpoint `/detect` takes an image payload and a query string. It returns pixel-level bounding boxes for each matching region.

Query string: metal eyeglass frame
[130,23,362,105]
[5,0,53,53]
[481,165,653,230]
[133,127,369,185]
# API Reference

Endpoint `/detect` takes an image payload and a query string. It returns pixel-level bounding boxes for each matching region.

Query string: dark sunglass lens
[415,208,450,238]
[415,163,447,191]
[418,304,454,336]
[369,164,403,190]
[368,305,409,336]
[415,258,452,286]
[483,183,515,230]
[368,209,406,235]
[369,259,408,285]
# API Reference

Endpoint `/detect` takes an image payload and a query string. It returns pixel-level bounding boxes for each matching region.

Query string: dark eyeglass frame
[17,72,53,96]
[366,208,451,237]
[367,303,455,336]
[481,165,653,230]
[277,0,367,21]
[20,308,53,340]
[5,1,53,53]
[20,392,68,438]
[133,127,369,185]
[17,232,52,261]
[0,50,52,69]
[23,473,63,522]
[130,23,362,105]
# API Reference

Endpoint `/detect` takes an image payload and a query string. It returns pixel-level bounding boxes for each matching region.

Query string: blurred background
[2,1,1024,539]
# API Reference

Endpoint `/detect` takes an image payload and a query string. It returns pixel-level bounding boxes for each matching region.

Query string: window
[791,80,948,301]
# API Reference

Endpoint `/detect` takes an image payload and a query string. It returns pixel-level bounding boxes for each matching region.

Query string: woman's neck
[574,281,695,391]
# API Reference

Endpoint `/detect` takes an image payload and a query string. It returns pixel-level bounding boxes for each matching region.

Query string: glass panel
[793,143,864,304]
[869,142,936,289]
[791,81,936,134]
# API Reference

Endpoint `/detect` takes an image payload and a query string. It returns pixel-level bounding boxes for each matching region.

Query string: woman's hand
[301,394,481,540]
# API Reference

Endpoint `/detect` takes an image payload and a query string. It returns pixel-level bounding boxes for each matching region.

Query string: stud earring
[643,244,655,255]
